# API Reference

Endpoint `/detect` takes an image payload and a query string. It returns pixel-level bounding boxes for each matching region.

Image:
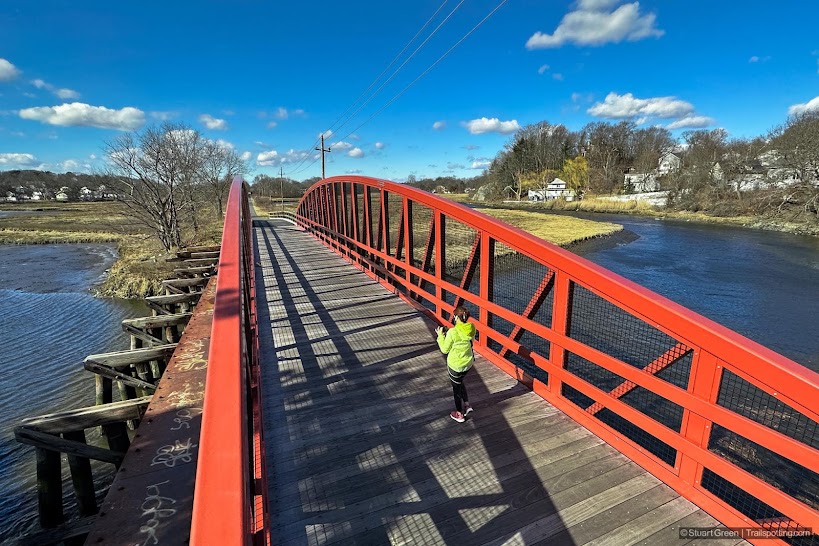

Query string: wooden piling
[63,430,97,517]
[36,447,63,529]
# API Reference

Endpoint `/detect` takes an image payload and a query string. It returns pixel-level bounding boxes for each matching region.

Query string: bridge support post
[678,351,720,488]
[548,273,573,394]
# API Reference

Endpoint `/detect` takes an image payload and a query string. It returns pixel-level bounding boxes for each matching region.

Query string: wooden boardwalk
[254,220,746,546]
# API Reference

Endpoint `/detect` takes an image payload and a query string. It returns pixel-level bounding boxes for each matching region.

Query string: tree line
[481,112,819,219]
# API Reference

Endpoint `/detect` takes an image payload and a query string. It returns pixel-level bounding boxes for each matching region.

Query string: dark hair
[453,306,470,324]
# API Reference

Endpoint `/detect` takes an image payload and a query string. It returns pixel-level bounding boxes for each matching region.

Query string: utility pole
[279,167,284,212]
[316,134,331,179]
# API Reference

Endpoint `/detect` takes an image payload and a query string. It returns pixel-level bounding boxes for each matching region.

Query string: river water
[567,213,819,371]
[0,244,144,542]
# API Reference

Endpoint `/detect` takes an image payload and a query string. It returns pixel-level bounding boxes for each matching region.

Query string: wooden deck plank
[255,221,721,546]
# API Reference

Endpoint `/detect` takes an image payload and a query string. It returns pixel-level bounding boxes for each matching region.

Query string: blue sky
[1,0,818,181]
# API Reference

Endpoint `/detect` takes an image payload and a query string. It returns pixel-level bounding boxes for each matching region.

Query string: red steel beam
[499,270,555,359]
[585,343,692,415]
[451,235,481,312]
[191,177,250,545]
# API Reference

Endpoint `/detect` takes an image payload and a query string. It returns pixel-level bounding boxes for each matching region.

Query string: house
[658,152,682,175]
[79,186,93,201]
[528,178,574,201]
[31,191,45,201]
[432,185,450,194]
[624,170,659,192]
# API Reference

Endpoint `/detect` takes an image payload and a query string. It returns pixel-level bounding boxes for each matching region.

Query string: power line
[286,2,452,177]
[324,0,450,136]
[327,0,467,141]
[334,0,510,145]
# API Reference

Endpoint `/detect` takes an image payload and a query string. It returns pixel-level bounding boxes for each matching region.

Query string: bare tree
[201,142,248,218]
[104,123,205,251]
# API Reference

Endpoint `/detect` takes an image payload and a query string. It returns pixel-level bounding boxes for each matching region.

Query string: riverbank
[0,202,221,298]
[251,196,622,247]
[445,194,819,237]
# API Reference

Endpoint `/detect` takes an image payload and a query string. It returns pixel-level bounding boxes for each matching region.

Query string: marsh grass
[0,202,222,298]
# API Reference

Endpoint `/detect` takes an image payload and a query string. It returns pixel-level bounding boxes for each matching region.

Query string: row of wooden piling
[12,245,220,546]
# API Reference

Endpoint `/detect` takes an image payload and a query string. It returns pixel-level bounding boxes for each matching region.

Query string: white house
[528,178,574,201]
[624,171,659,192]
[658,152,682,175]
[31,191,45,201]
[79,186,93,201]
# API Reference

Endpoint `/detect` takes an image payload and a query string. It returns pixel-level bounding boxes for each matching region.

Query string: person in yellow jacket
[436,306,476,423]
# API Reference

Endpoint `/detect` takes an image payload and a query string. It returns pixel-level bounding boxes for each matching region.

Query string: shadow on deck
[254,220,744,546]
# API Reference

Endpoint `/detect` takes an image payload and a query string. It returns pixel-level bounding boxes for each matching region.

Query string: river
[0,244,145,543]
[567,213,819,371]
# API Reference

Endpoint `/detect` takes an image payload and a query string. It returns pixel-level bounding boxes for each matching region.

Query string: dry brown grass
[476,208,622,247]
[0,201,221,299]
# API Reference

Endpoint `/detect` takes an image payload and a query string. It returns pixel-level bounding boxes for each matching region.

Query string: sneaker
[463,403,473,416]
[450,411,465,423]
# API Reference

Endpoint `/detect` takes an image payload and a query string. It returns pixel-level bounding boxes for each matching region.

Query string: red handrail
[295,175,819,543]
[191,177,268,545]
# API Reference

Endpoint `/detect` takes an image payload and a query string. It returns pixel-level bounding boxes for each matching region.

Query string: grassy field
[476,208,622,247]
[251,196,300,216]
[0,202,222,298]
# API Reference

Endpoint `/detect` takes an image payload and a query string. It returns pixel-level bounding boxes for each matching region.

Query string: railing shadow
[254,221,588,545]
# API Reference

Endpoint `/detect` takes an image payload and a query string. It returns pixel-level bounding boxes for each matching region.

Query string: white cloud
[374,142,385,150]
[60,159,80,171]
[588,92,695,119]
[199,114,227,130]
[346,169,362,174]
[526,1,663,49]
[463,144,480,150]
[748,55,771,64]
[275,107,306,120]
[447,162,466,170]
[266,121,277,129]
[319,130,333,139]
[256,148,314,167]
[470,159,492,170]
[332,141,354,151]
[212,138,234,149]
[55,88,80,99]
[463,117,521,135]
[432,121,447,130]
[19,102,145,130]
[552,73,564,81]
[31,78,80,99]
[257,150,279,165]
[538,64,550,75]
[0,152,39,167]
[666,116,715,130]
[788,96,819,116]
[0,58,21,81]
[749,56,759,63]
[150,111,177,121]
[348,147,364,158]
[240,151,252,161]
[89,154,97,160]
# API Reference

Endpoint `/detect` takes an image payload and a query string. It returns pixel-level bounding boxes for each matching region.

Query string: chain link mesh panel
[717,369,819,449]
[709,424,819,511]
[481,241,553,384]
[384,191,405,284]
[568,283,693,391]
[563,351,680,465]
[441,217,479,321]
[701,469,817,545]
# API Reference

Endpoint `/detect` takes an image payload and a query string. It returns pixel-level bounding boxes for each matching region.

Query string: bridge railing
[295,175,819,542]
[191,177,269,545]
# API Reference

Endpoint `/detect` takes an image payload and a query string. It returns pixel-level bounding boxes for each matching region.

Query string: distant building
[528,177,574,201]
[624,170,659,192]
[658,152,682,175]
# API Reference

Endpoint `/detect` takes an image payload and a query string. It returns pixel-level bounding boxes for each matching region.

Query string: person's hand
[435,326,444,336]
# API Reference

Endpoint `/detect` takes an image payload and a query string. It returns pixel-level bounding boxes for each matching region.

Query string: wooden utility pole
[316,134,331,179]
[279,167,284,212]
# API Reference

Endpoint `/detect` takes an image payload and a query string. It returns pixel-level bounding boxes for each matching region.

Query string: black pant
[448,367,470,413]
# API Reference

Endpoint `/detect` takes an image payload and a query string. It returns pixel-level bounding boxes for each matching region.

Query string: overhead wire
[326,0,467,141]
[332,0,510,145]
[284,1,453,177]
